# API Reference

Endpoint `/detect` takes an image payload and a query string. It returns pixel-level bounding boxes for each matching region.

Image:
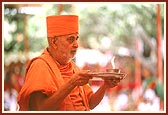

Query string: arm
[29,78,76,110]
[89,83,107,109]
[89,79,120,109]
[29,70,92,111]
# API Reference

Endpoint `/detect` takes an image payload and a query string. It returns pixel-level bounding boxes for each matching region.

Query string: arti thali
[88,72,127,80]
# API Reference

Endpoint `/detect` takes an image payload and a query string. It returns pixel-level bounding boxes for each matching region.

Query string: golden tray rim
[87,72,127,79]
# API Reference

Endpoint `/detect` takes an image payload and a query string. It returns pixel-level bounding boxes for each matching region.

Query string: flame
[111,56,115,69]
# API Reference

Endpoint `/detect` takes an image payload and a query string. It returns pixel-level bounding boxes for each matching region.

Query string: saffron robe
[17,48,93,111]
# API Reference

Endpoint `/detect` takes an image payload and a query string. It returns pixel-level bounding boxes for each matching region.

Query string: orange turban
[46,15,78,37]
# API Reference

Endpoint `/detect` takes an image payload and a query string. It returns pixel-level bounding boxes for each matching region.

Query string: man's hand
[103,77,121,88]
[72,70,93,86]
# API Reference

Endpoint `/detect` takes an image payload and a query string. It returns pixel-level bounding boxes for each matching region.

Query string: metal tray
[88,72,127,80]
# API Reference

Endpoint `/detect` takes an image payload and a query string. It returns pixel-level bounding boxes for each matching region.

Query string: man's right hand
[72,70,93,86]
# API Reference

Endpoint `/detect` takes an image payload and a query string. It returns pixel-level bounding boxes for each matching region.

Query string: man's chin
[70,54,76,59]
[70,55,76,59]
[71,52,77,57]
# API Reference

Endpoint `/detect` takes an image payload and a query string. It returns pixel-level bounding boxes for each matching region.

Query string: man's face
[56,33,79,60]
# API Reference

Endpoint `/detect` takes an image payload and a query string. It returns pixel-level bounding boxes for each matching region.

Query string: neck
[47,47,70,66]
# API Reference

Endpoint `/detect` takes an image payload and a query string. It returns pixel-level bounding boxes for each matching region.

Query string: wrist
[101,83,109,90]
[68,77,77,87]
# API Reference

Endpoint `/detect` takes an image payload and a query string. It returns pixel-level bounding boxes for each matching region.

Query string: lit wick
[111,56,115,69]
[107,56,120,73]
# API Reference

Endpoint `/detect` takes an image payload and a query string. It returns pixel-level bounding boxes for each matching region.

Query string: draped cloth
[17,48,93,111]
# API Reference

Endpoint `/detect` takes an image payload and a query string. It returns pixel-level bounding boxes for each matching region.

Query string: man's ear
[51,37,58,49]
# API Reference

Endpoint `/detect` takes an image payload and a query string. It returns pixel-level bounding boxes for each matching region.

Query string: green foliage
[4,3,165,58]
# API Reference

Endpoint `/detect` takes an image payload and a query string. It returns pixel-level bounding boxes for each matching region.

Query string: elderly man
[17,15,121,111]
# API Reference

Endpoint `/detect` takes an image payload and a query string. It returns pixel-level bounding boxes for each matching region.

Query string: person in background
[17,15,121,111]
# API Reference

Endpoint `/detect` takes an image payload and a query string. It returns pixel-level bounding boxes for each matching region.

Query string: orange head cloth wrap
[46,15,78,37]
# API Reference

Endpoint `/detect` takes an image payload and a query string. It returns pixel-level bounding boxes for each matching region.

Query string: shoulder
[24,57,54,82]
[26,57,50,73]
[30,57,48,67]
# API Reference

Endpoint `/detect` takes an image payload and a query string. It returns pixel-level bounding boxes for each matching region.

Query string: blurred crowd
[83,56,164,112]
[3,55,164,112]
[4,61,24,111]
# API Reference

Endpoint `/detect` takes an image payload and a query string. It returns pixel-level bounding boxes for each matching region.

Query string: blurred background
[2,2,165,112]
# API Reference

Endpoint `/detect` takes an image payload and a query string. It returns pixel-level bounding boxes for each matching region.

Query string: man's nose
[73,40,79,48]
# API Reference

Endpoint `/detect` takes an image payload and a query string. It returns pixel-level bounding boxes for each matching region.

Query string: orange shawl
[17,48,93,111]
